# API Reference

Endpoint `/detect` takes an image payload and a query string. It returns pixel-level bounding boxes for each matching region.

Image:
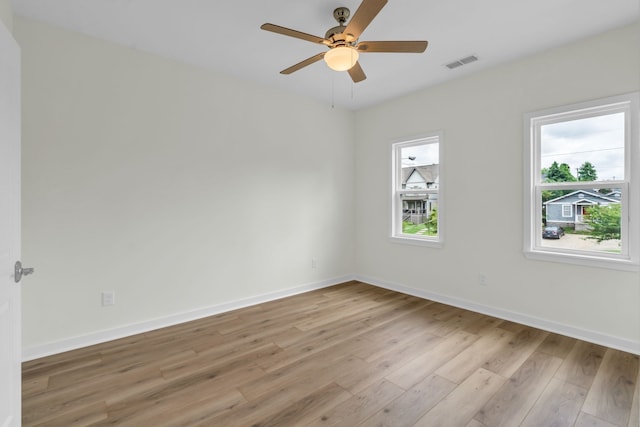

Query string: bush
[425,209,438,234]
[585,204,621,242]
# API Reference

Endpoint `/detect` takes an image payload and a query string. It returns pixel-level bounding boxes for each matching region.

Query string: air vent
[445,55,478,70]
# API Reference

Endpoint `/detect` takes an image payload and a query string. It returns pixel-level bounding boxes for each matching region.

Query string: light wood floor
[23,281,640,426]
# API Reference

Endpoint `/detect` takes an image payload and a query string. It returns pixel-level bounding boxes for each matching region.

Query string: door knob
[14,261,34,283]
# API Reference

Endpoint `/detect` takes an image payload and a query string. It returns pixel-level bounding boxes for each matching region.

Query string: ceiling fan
[260,0,428,83]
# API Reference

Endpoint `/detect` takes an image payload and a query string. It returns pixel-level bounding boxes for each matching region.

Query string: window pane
[401,193,438,236]
[540,113,624,183]
[392,134,442,244]
[541,188,622,254]
[400,144,439,191]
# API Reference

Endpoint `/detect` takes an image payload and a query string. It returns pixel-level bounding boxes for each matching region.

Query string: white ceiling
[11,0,639,110]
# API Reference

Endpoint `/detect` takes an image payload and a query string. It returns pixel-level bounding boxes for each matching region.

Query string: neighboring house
[544,189,620,230]
[402,164,439,224]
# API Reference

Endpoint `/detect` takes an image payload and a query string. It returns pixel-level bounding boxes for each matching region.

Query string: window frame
[390,132,443,247]
[523,92,639,271]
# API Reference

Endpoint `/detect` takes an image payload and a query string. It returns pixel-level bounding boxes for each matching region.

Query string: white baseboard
[355,274,640,356]
[24,273,639,361]
[22,275,355,361]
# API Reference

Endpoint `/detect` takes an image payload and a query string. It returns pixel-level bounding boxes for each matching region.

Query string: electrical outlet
[478,274,487,286]
[311,258,317,269]
[102,291,115,306]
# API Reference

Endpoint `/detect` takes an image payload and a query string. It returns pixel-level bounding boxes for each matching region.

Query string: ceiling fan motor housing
[326,26,351,43]
[326,7,356,44]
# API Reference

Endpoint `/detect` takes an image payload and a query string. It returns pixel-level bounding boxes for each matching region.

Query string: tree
[577,161,597,181]
[543,161,576,183]
[541,161,576,205]
[585,204,621,242]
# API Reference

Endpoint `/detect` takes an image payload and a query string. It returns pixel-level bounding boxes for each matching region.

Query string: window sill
[389,235,443,248]
[524,249,639,272]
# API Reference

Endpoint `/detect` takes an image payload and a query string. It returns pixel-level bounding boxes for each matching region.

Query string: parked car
[542,226,565,239]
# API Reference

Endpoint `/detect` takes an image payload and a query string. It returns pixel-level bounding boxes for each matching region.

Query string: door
[0,19,21,427]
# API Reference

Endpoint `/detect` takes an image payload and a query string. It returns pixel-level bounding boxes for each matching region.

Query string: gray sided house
[544,189,620,230]
[402,164,439,224]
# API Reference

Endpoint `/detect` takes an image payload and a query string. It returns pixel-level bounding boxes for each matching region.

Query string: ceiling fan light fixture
[261,0,429,83]
[324,46,359,71]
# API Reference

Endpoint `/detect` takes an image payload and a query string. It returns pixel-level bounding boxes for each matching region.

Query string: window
[524,92,639,270]
[391,133,442,246]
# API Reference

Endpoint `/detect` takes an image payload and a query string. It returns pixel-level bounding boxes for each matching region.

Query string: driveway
[541,233,621,252]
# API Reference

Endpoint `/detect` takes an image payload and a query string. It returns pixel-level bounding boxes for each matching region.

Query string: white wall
[16,14,640,356]
[0,0,11,33]
[16,17,355,354]
[354,22,640,353]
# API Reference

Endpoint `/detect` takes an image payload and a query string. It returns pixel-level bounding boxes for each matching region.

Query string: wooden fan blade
[348,62,367,83]
[344,0,388,40]
[261,23,330,45]
[280,52,326,75]
[357,41,428,53]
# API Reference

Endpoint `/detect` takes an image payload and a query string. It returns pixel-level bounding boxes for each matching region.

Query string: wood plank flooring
[22,281,640,426]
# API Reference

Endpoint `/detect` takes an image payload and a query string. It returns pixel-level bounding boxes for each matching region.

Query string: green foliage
[541,161,577,204]
[402,221,426,234]
[585,204,621,242]
[541,190,557,202]
[402,210,437,236]
[426,208,438,234]
[543,161,576,183]
[577,161,598,182]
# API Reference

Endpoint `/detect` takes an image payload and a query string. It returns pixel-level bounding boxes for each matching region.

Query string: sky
[399,113,624,179]
[540,112,625,181]
[400,143,439,167]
